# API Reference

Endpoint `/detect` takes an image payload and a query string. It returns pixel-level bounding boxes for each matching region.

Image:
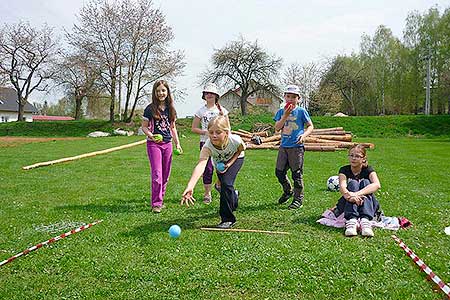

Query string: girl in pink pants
[141,80,182,213]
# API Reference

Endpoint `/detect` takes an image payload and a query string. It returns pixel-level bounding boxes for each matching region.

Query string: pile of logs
[232,127,375,152]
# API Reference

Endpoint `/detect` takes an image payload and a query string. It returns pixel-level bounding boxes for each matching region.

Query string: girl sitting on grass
[336,144,381,237]
[181,115,245,229]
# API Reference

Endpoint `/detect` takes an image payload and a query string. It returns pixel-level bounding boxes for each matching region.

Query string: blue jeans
[335,179,379,220]
[217,157,244,223]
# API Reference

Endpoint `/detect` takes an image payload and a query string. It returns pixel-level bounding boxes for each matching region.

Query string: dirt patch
[0,137,87,147]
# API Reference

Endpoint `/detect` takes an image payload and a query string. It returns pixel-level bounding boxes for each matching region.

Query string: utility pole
[425,47,431,115]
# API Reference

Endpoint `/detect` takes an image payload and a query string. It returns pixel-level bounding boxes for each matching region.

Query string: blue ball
[216,162,225,172]
[168,225,181,238]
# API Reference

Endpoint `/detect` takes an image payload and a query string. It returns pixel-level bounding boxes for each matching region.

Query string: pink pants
[146,140,173,207]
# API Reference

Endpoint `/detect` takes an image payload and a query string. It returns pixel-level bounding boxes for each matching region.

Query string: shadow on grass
[56,201,146,214]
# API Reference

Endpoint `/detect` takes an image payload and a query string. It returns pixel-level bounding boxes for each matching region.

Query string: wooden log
[304,145,337,152]
[237,129,252,135]
[231,130,253,139]
[305,137,375,150]
[312,127,344,132]
[246,143,279,150]
[251,131,269,137]
[241,137,252,143]
[310,130,348,136]
[261,134,281,143]
[309,134,352,142]
[23,139,147,170]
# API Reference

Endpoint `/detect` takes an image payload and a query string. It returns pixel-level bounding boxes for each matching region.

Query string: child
[191,83,230,204]
[181,115,245,229]
[141,80,182,213]
[336,144,381,237]
[273,85,314,209]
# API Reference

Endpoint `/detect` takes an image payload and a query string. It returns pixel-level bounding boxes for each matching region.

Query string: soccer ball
[327,175,340,191]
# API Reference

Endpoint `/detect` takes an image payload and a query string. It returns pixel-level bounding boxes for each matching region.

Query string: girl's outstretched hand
[181,188,196,207]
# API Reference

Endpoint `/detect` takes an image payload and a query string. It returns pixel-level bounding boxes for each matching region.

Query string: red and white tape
[392,235,450,299]
[0,220,103,267]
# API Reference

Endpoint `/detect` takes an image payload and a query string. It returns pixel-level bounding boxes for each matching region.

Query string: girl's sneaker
[360,218,374,237]
[345,218,358,236]
[203,195,212,204]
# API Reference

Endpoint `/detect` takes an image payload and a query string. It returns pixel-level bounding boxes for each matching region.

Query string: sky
[0,0,448,117]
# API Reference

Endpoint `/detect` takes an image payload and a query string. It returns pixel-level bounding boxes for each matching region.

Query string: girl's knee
[347,179,359,191]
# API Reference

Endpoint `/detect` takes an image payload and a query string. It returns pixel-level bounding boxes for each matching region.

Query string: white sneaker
[360,218,374,237]
[345,218,358,236]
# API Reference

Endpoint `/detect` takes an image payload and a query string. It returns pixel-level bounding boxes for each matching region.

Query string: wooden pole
[309,134,353,142]
[22,139,147,170]
[200,227,290,235]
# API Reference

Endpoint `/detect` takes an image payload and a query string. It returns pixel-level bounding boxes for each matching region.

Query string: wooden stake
[23,139,147,170]
[200,227,290,235]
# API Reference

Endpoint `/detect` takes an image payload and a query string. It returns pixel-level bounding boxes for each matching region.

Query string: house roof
[220,83,283,104]
[33,115,75,121]
[0,87,38,113]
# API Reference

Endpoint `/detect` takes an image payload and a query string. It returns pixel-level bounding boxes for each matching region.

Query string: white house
[219,83,283,114]
[0,87,37,122]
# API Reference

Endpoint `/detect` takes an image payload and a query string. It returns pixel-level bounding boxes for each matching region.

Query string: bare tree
[120,0,185,122]
[201,37,282,115]
[0,22,58,121]
[283,62,323,109]
[68,0,184,123]
[53,48,101,119]
[68,0,125,122]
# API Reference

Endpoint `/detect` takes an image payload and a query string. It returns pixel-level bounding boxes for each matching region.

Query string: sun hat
[202,83,220,99]
[284,85,301,97]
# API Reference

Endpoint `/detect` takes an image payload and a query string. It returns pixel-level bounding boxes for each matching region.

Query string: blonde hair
[207,115,230,131]
[349,144,368,167]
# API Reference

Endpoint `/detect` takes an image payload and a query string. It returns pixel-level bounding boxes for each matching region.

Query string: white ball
[445,226,450,235]
[327,175,340,191]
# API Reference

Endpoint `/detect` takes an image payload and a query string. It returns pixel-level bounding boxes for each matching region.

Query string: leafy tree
[201,37,282,115]
[320,55,368,115]
[360,25,402,115]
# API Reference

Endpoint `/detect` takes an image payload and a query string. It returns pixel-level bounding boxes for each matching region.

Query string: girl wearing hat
[191,83,229,204]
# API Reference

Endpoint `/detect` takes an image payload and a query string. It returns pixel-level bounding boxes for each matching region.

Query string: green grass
[1,134,449,299]
[2,114,450,138]
[0,120,114,137]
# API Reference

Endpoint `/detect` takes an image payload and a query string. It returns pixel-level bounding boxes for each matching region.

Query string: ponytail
[215,98,223,115]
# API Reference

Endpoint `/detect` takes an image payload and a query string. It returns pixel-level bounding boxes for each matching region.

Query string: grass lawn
[1,134,449,299]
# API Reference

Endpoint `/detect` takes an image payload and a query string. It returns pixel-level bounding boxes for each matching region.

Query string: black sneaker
[288,199,303,209]
[278,191,293,204]
[216,221,235,229]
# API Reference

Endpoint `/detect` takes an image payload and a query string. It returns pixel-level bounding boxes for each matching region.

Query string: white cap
[284,85,301,97]
[202,83,220,99]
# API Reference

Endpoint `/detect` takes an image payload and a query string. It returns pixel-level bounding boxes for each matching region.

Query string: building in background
[219,83,283,115]
[0,87,38,122]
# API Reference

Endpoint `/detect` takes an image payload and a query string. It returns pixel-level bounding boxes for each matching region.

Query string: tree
[360,25,402,115]
[119,0,184,122]
[68,0,124,122]
[68,0,184,123]
[53,48,100,119]
[0,22,58,121]
[283,61,323,109]
[320,55,368,115]
[201,37,282,115]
